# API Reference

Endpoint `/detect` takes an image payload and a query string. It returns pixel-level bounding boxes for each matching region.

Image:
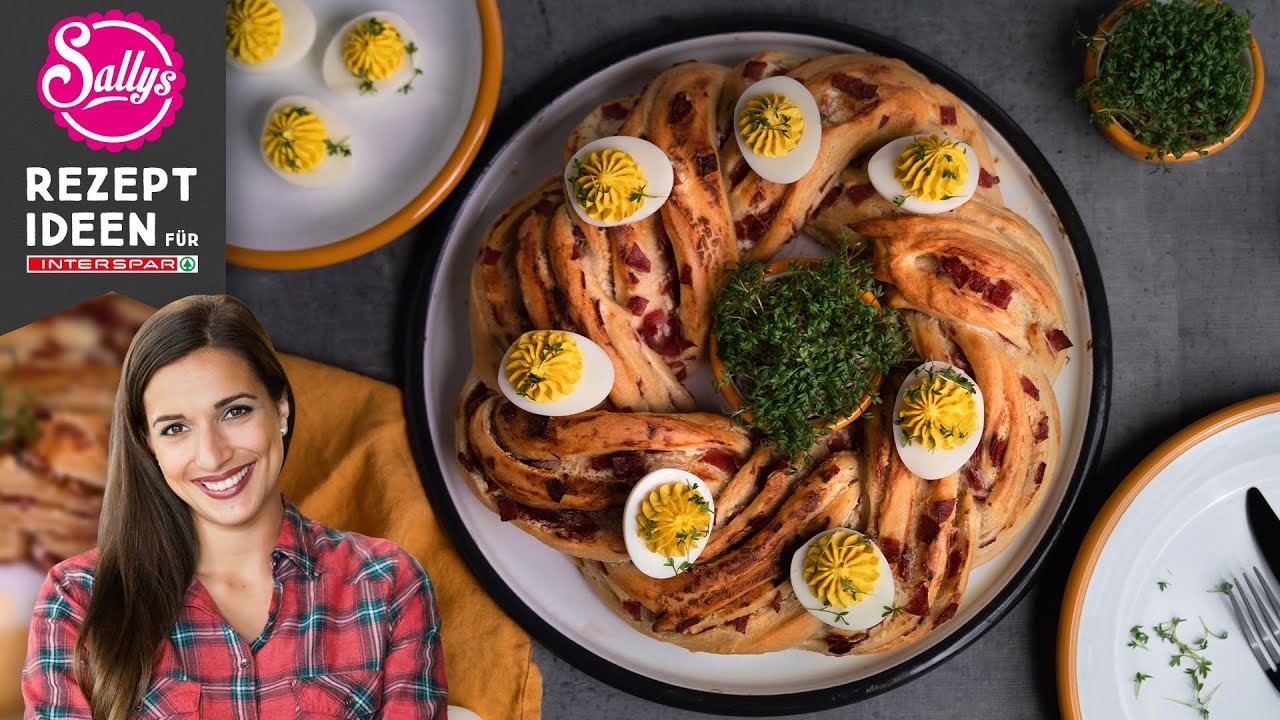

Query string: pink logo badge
[37,10,185,152]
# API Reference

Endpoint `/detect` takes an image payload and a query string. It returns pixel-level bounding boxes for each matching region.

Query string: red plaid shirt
[22,496,447,719]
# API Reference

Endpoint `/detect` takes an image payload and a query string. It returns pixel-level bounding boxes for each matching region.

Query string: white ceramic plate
[225,0,497,268]
[1063,396,1280,719]
[408,26,1108,712]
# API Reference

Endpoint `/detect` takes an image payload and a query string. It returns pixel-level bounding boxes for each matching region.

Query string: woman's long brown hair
[73,295,294,720]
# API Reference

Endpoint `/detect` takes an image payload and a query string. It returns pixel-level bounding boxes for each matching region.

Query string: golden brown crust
[0,294,150,569]
[457,50,1070,655]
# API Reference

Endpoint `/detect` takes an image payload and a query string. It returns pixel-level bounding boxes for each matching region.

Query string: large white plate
[225,0,496,267]
[1063,396,1280,719]
[411,28,1106,709]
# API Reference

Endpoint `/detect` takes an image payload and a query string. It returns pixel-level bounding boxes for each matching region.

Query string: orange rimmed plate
[226,0,502,270]
[1082,0,1264,165]
[1058,393,1280,719]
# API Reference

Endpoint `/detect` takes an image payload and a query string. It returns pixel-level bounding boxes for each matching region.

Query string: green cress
[712,253,910,458]
[1076,0,1254,170]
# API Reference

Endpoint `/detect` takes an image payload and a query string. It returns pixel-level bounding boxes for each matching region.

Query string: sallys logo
[36,10,185,152]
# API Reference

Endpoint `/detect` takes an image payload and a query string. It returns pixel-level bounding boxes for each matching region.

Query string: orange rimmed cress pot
[708,257,882,436]
[1081,0,1264,165]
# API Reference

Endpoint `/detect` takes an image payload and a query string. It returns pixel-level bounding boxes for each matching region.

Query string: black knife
[1246,487,1280,580]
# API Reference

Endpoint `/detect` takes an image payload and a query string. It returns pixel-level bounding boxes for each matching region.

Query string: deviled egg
[868,135,980,214]
[261,95,353,188]
[497,330,615,416]
[322,12,423,96]
[891,361,985,480]
[225,0,316,73]
[623,468,715,578]
[732,75,822,184]
[563,136,674,228]
[789,528,895,630]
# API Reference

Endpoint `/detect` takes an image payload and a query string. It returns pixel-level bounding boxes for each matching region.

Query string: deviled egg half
[498,330,615,416]
[225,0,316,73]
[732,75,822,184]
[623,468,715,579]
[868,134,980,214]
[790,527,895,630]
[261,95,353,189]
[322,11,423,97]
[892,361,985,480]
[563,136,674,228]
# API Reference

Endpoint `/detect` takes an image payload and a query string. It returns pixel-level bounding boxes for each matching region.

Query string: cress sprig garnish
[0,386,40,454]
[893,366,975,449]
[712,252,910,459]
[398,42,424,95]
[1074,0,1254,173]
[881,604,904,619]
[514,341,566,398]
[743,105,794,137]
[1133,672,1153,698]
[324,137,352,157]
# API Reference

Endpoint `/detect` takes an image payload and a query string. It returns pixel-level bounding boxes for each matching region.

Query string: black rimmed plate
[402,18,1111,716]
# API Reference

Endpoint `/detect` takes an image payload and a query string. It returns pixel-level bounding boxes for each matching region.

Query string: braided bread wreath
[437,38,1095,686]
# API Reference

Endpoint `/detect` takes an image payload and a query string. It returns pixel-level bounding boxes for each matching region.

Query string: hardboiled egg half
[868,135,980,214]
[225,0,316,73]
[261,95,353,189]
[322,12,423,97]
[623,468,716,579]
[732,75,822,184]
[497,330,615,416]
[789,528,895,630]
[892,361,985,480]
[563,136,674,228]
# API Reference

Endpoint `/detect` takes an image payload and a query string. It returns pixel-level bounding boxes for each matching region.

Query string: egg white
[789,527,895,631]
[622,468,716,579]
[732,75,822,185]
[891,361,985,480]
[562,136,674,228]
[322,11,421,98]
[867,135,981,214]
[261,95,353,189]
[497,330,615,416]
[226,0,316,73]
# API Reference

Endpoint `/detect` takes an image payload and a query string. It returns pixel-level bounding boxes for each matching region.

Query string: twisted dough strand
[458,50,1071,655]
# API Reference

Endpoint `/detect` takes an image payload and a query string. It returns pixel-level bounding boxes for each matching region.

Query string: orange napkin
[278,355,542,720]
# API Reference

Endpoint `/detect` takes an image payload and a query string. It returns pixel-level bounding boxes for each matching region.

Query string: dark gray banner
[0,1,224,333]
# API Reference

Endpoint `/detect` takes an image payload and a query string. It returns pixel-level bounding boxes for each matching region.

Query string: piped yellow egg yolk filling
[895,135,968,202]
[226,0,283,64]
[739,94,804,158]
[637,482,711,558]
[804,531,880,609]
[898,371,977,450]
[505,330,582,402]
[569,149,651,223]
[263,106,327,174]
[343,17,406,84]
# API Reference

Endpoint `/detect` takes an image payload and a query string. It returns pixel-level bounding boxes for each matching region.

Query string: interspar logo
[27,256,197,273]
[36,10,185,151]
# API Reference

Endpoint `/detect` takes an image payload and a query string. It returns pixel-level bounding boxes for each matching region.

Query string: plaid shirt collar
[270,491,317,576]
[272,494,318,578]
[182,495,317,616]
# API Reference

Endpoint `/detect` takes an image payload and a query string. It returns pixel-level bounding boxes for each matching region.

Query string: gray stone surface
[228,0,1280,717]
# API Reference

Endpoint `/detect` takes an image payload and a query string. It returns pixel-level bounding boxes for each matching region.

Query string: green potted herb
[1076,0,1263,171]
[708,253,910,458]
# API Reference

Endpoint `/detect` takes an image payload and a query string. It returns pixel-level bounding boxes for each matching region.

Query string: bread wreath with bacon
[456,51,1071,655]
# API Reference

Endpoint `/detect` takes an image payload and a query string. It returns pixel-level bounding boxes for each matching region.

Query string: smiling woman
[20,295,448,720]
